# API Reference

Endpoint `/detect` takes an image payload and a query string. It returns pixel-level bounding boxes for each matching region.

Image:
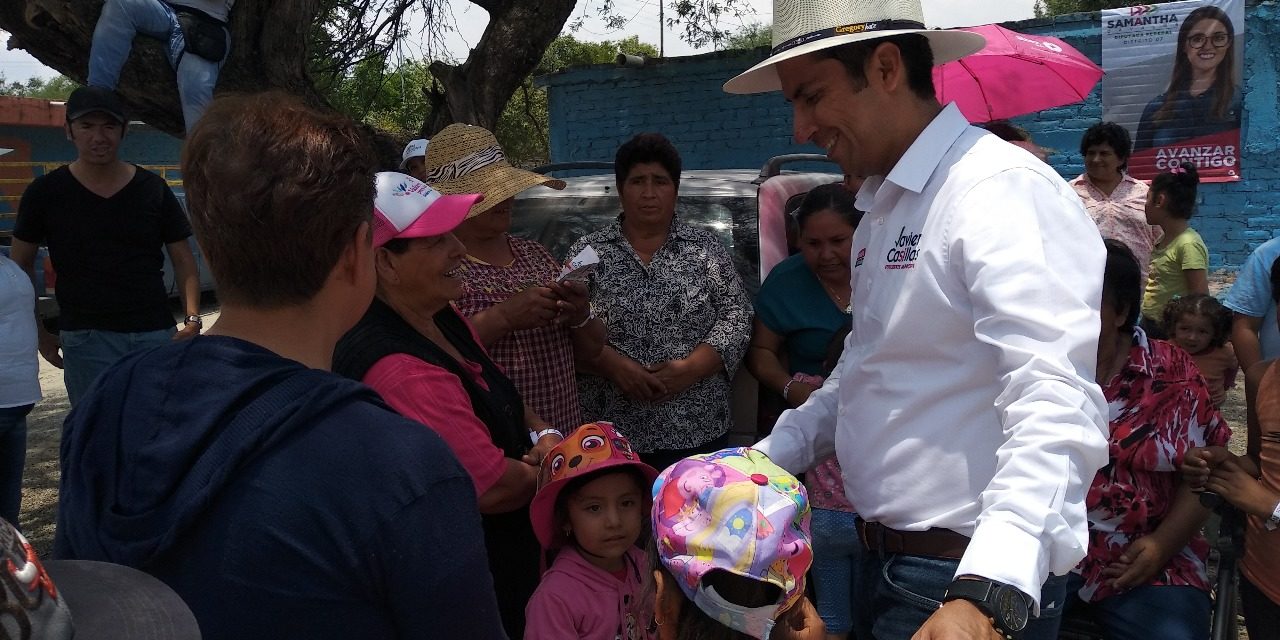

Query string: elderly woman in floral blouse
[568,133,753,473]
[1065,239,1230,640]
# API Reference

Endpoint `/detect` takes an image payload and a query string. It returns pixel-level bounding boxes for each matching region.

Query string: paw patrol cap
[651,447,813,640]
[529,421,660,550]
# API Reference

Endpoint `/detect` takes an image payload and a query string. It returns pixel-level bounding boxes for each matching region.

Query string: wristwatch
[184,315,203,328]
[1266,500,1280,531]
[943,578,1030,640]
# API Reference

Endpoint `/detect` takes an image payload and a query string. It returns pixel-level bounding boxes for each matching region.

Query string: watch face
[994,586,1029,632]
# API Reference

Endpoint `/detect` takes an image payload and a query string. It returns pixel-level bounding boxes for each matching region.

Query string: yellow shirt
[1142,227,1208,321]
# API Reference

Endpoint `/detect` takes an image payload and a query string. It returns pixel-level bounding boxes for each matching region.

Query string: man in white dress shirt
[724,1,1110,639]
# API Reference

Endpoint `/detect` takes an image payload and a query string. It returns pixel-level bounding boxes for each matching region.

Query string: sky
[0,0,1038,81]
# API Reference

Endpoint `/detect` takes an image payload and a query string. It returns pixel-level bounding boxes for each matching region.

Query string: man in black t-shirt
[9,87,201,405]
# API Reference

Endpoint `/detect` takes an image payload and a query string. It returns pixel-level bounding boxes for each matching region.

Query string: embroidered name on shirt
[885,226,922,270]
[855,247,866,268]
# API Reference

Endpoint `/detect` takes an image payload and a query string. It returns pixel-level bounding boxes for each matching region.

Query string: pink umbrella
[933,24,1103,122]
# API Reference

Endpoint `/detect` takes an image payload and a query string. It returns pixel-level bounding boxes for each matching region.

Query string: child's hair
[1149,161,1200,220]
[650,448,811,639]
[1103,239,1143,331]
[1162,294,1232,349]
[647,543,783,640]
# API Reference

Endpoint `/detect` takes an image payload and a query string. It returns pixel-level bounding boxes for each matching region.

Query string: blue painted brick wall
[544,4,1280,271]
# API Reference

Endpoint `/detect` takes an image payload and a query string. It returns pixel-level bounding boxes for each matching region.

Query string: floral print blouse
[567,219,752,452]
[1075,328,1230,602]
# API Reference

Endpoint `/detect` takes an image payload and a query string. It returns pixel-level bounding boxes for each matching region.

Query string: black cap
[66,86,127,123]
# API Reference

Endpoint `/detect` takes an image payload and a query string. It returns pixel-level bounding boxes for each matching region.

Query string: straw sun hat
[422,124,565,218]
[723,0,986,94]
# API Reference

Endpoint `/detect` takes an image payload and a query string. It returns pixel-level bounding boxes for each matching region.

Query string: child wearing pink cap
[526,422,661,640]
[649,447,818,640]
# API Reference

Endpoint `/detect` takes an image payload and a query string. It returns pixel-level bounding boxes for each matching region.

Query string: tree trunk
[0,0,332,138]
[1,0,577,161]
[424,0,577,134]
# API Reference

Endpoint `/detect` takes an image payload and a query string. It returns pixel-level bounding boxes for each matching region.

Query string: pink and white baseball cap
[371,172,483,248]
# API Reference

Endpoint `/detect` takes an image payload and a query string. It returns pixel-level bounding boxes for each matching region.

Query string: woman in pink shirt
[1071,122,1162,284]
[333,173,577,639]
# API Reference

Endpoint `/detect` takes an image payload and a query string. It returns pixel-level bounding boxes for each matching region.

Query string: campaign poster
[1102,0,1244,182]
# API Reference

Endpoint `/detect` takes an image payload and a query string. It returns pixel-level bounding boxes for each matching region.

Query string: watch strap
[943,579,1026,640]
[942,579,995,605]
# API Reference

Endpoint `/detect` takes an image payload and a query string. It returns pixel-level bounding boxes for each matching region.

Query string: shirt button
[876,217,885,225]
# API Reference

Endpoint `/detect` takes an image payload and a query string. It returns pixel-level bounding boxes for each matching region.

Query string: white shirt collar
[883,102,972,195]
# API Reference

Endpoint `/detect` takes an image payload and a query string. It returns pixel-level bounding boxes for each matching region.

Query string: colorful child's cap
[529,421,660,550]
[651,448,813,640]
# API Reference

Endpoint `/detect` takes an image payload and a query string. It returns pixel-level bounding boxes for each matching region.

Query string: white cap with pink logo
[371,172,484,248]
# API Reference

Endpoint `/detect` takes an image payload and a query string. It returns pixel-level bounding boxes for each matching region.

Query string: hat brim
[530,459,660,550]
[429,164,566,219]
[373,192,484,247]
[723,29,986,94]
[66,107,127,124]
[42,560,201,640]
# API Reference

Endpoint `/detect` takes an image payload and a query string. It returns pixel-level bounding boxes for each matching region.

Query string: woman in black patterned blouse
[569,133,753,473]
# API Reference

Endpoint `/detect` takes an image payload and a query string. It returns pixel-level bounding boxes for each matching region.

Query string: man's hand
[522,432,564,466]
[609,356,667,402]
[174,322,200,341]
[1102,535,1175,591]
[648,358,703,401]
[548,280,591,326]
[497,286,561,331]
[1182,446,1232,489]
[770,597,825,640]
[37,330,63,368]
[912,600,1000,640]
[1206,457,1278,518]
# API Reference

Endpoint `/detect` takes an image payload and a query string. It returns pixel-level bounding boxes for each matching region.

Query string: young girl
[526,421,660,640]
[1163,294,1238,408]
[1184,258,1280,640]
[649,448,819,640]
[1141,162,1209,338]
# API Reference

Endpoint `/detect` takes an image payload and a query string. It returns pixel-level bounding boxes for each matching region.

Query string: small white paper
[558,245,600,282]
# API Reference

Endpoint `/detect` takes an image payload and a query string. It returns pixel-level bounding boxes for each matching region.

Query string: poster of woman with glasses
[1102,0,1244,182]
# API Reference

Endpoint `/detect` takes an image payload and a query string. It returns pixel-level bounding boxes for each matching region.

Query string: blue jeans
[86,0,228,132]
[1063,572,1210,640]
[0,404,31,525]
[861,551,1068,640]
[810,509,872,638]
[61,328,174,406]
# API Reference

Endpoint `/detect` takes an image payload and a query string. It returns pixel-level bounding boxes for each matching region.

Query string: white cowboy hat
[723,0,986,94]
